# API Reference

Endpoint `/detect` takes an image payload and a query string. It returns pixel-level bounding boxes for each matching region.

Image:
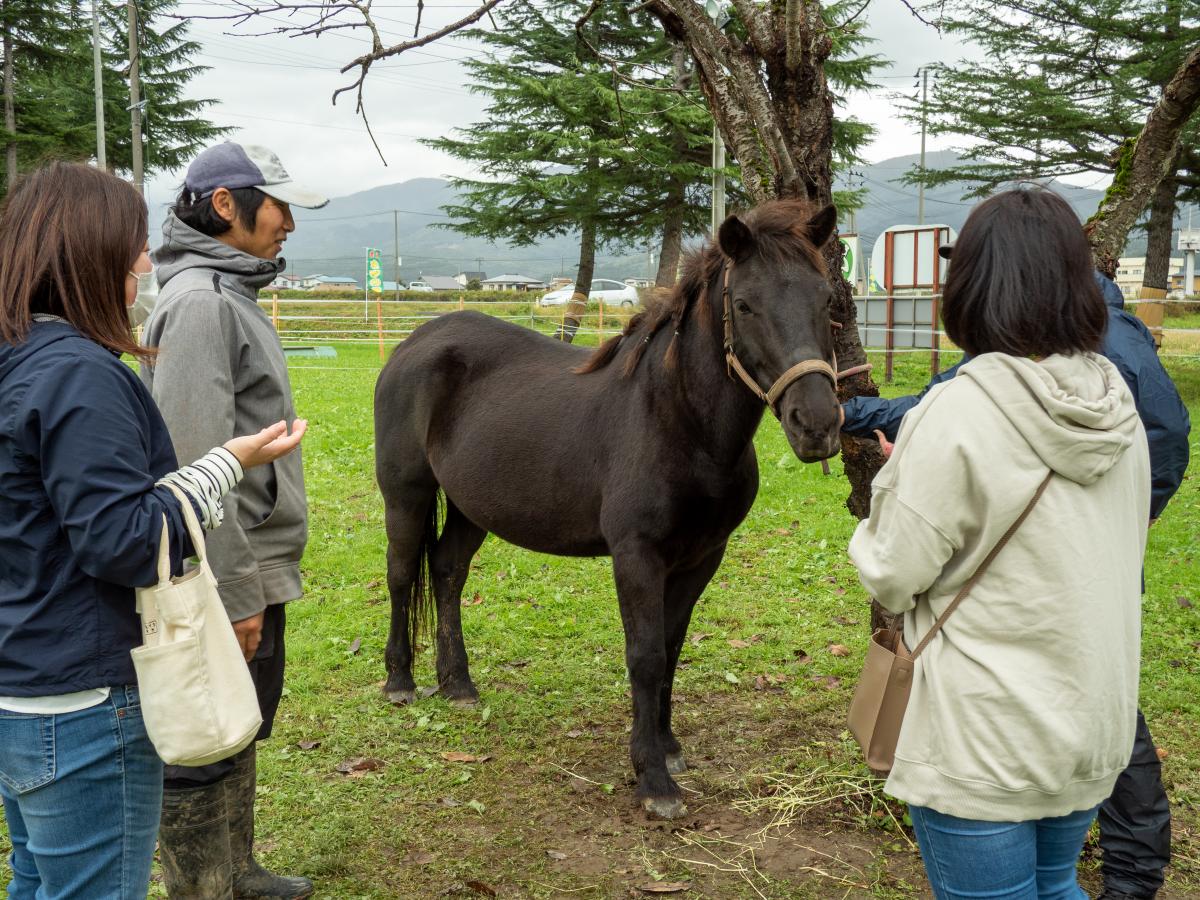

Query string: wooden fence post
[271,293,279,331]
[598,298,605,336]
[377,296,386,363]
[458,294,464,311]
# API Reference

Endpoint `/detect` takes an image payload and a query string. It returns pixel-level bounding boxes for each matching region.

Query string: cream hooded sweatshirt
[849,351,1150,822]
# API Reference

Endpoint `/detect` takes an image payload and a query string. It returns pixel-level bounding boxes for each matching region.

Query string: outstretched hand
[874,429,894,459]
[224,420,308,470]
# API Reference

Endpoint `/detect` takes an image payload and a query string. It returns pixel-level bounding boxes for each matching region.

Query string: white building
[480,274,547,291]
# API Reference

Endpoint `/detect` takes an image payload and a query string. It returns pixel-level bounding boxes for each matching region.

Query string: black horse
[374,199,842,818]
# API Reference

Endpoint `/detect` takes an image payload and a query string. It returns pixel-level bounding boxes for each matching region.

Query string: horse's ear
[806,204,838,248]
[718,214,754,263]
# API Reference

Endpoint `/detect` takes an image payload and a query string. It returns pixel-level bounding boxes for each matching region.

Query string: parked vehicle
[539,278,639,307]
[407,281,435,293]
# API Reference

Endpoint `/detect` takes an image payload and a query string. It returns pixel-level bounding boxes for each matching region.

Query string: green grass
[4,334,1198,899]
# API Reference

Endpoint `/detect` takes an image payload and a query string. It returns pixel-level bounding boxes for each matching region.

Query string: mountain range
[151,150,1152,286]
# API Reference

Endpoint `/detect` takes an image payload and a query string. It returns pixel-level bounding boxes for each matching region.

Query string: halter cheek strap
[720,262,870,417]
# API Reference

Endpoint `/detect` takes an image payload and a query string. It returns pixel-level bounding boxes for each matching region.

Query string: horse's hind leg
[381,481,437,705]
[660,545,727,776]
[429,499,487,704]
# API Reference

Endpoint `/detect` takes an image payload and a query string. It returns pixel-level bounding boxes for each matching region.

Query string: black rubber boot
[227,747,314,900]
[159,781,235,900]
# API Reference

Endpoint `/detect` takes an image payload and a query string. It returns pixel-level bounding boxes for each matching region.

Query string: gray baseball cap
[185,141,329,209]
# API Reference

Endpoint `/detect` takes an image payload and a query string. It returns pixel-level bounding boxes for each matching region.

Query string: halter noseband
[720,261,868,417]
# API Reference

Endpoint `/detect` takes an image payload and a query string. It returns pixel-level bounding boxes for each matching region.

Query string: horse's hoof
[439,683,479,706]
[641,795,688,819]
[384,687,415,705]
[665,752,687,775]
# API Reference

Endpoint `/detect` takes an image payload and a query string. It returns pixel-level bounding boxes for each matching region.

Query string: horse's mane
[575,198,830,377]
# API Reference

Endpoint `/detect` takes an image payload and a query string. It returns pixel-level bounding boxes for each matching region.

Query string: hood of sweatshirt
[956,352,1141,486]
[154,210,283,299]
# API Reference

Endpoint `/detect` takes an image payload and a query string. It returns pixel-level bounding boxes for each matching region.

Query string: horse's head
[718,203,841,462]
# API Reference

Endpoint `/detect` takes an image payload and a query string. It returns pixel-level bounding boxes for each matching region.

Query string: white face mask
[128,267,159,328]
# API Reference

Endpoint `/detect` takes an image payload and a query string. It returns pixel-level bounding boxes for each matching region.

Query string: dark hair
[0,161,148,358]
[173,186,267,236]
[941,188,1106,358]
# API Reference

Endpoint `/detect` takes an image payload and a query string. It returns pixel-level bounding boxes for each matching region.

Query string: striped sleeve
[155,447,245,530]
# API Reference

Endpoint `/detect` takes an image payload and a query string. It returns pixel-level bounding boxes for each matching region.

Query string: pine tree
[0,0,224,190]
[424,0,716,337]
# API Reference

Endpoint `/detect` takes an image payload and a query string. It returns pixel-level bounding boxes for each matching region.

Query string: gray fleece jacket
[141,212,307,621]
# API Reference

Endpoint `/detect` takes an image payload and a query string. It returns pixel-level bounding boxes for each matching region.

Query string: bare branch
[896,0,938,28]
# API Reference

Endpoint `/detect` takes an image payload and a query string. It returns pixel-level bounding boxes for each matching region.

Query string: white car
[539,278,640,307]
[407,281,435,293]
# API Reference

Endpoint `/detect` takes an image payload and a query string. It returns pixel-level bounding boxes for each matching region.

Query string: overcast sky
[147,1,997,217]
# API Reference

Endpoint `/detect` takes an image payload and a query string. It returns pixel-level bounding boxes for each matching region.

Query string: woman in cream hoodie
[849,188,1151,898]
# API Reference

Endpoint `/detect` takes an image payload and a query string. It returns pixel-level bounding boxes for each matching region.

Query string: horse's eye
[734,300,753,315]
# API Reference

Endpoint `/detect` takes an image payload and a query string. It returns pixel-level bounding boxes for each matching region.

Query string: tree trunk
[655,180,685,287]
[1087,43,1200,274]
[3,4,15,192]
[556,215,596,343]
[1142,160,1179,296]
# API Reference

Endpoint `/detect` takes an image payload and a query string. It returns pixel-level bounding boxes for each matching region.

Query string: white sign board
[869,224,956,292]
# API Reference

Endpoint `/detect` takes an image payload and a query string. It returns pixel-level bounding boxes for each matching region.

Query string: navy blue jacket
[0,321,196,695]
[843,273,1191,519]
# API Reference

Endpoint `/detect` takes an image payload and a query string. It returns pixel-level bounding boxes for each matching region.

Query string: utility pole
[708,2,726,235]
[127,0,143,194]
[393,209,400,298]
[91,0,106,170]
[917,66,929,226]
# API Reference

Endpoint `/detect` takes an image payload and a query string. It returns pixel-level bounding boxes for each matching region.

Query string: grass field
[4,323,1198,898]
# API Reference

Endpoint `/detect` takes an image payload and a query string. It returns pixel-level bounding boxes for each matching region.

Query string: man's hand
[232,612,265,662]
[874,429,895,459]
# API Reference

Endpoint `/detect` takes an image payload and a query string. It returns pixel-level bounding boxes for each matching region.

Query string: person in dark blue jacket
[0,162,305,900]
[843,262,1189,900]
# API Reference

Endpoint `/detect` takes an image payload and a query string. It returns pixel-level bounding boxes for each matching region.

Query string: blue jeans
[910,804,1100,900]
[0,686,163,900]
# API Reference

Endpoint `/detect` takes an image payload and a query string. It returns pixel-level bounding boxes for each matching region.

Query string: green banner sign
[365,248,383,294]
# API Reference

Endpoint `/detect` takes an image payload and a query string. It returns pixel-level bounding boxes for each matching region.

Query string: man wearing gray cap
[140,142,327,900]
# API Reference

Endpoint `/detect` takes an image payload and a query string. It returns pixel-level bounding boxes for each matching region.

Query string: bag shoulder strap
[160,482,210,567]
[910,470,1054,660]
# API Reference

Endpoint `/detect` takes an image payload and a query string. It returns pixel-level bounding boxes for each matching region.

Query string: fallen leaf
[1170,659,1183,668]
[462,592,485,607]
[1157,747,1169,761]
[690,632,713,646]
[546,850,568,860]
[440,752,492,764]
[774,528,791,535]
[639,883,689,894]
[718,581,729,589]
[724,671,740,684]
[335,757,385,776]
[828,643,851,657]
[347,637,362,655]
[466,881,497,897]
[834,587,847,596]
[365,579,382,590]
[794,649,812,664]
[753,675,768,691]
[466,799,487,814]
[297,740,321,751]
[437,797,461,808]
[1177,596,1193,609]
[565,729,584,738]
[728,639,751,649]
[811,674,842,689]
[417,686,439,699]
[407,851,435,865]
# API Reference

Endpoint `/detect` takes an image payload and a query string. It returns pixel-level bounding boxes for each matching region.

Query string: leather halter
[721,261,863,417]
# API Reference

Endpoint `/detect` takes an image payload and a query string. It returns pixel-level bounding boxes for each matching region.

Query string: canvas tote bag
[131,484,262,766]
[848,471,1053,774]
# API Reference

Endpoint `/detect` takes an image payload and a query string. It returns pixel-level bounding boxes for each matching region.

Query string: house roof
[312,275,358,284]
[421,276,463,291]
[481,274,544,285]
[455,271,487,280]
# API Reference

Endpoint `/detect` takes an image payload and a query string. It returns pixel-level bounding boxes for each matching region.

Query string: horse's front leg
[612,544,682,818]
[660,544,727,776]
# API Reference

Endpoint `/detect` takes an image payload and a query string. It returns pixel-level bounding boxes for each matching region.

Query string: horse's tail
[408,489,442,652]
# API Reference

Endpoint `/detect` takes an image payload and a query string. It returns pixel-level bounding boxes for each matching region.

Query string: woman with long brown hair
[0,161,306,898]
